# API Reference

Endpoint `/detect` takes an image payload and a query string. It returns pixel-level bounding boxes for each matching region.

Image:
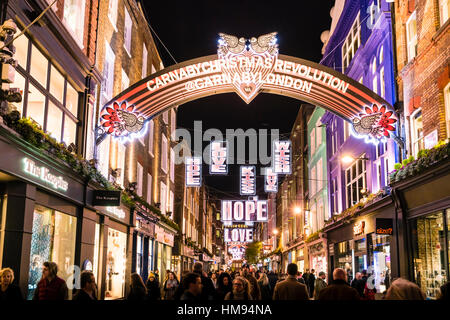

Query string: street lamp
[294,206,301,215]
[341,155,369,164]
[272,228,278,235]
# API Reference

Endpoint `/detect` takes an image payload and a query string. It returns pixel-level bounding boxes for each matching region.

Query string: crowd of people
[1,262,449,301]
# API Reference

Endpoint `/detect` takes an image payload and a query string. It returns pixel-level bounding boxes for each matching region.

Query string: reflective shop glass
[411,211,448,299]
[30,45,48,87]
[26,84,45,127]
[27,205,77,300]
[105,228,127,300]
[47,102,63,141]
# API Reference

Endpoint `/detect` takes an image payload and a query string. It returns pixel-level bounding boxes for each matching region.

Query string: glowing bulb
[294,207,301,215]
[341,155,355,164]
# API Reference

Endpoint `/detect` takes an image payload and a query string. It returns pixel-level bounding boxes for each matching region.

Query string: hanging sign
[353,221,365,236]
[186,157,202,186]
[224,228,253,242]
[240,166,256,195]
[210,141,228,174]
[376,218,393,235]
[273,140,291,174]
[221,200,268,222]
[93,190,121,206]
[264,168,278,192]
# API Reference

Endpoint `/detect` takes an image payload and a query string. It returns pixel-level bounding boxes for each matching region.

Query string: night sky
[142,0,334,200]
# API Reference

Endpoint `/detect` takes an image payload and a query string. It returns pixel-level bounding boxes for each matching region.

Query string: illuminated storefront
[154,224,176,282]
[105,228,127,300]
[132,208,157,282]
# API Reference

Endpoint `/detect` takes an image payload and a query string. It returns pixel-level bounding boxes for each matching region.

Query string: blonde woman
[384,278,426,300]
[225,276,253,300]
[257,272,271,300]
[0,268,23,301]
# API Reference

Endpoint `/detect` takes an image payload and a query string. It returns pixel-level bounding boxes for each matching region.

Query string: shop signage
[185,157,202,186]
[93,190,121,206]
[264,168,278,192]
[376,218,393,235]
[273,140,291,174]
[184,245,195,257]
[224,228,253,242]
[221,200,268,222]
[22,158,69,192]
[210,141,227,174]
[353,221,365,236]
[106,206,126,220]
[328,244,334,255]
[155,225,175,246]
[136,217,155,237]
[240,166,256,195]
[228,243,246,261]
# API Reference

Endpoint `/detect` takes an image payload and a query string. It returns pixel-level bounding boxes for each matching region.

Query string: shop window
[142,44,148,78]
[30,45,48,89]
[63,0,85,48]
[105,228,127,300]
[342,12,361,71]
[148,239,154,273]
[27,83,45,127]
[411,211,447,299]
[136,235,143,276]
[336,241,353,282]
[47,102,63,141]
[27,205,77,300]
[50,66,64,103]
[354,238,368,276]
[63,115,77,146]
[345,157,367,209]
[93,223,100,290]
[161,134,168,173]
[410,109,424,157]
[124,7,132,56]
[406,11,417,61]
[369,233,391,294]
[444,82,450,139]
[439,0,449,27]
[148,119,154,156]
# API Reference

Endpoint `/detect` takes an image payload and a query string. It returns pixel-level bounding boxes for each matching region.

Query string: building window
[439,0,449,27]
[124,7,132,56]
[137,162,143,197]
[108,0,118,30]
[162,111,169,124]
[384,157,390,186]
[170,148,175,182]
[142,44,148,78]
[117,142,125,186]
[160,182,167,214]
[310,128,316,155]
[345,157,367,208]
[121,68,129,91]
[406,11,417,61]
[317,158,323,192]
[310,165,317,196]
[379,45,384,64]
[373,76,378,95]
[148,119,154,155]
[342,12,361,71]
[410,109,424,156]
[316,119,322,147]
[171,108,177,140]
[147,173,152,204]
[161,134,168,173]
[330,177,339,215]
[169,191,174,216]
[344,120,351,140]
[444,82,450,138]
[63,0,85,48]
[380,67,385,98]
[102,41,115,105]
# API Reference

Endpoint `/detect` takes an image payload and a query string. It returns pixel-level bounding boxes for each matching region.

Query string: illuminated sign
[376,218,393,235]
[106,206,126,220]
[264,168,278,192]
[273,140,291,174]
[23,158,68,192]
[99,33,397,145]
[185,157,202,186]
[353,221,365,236]
[221,200,268,222]
[224,228,253,243]
[228,243,246,261]
[210,141,228,174]
[240,166,256,195]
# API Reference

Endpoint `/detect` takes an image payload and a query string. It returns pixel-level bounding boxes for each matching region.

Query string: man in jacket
[193,262,215,300]
[308,269,316,297]
[273,263,309,300]
[241,267,261,300]
[33,261,68,300]
[180,273,202,301]
[317,268,360,301]
[313,271,327,300]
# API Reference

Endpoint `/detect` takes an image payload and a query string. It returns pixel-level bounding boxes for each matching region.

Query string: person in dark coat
[438,281,450,300]
[193,262,215,300]
[351,272,365,297]
[215,272,232,300]
[33,261,68,300]
[317,268,360,301]
[146,272,161,300]
[241,267,261,300]
[308,269,316,297]
[297,272,305,284]
[180,273,202,301]
[257,273,272,300]
[302,269,310,292]
[73,271,97,301]
[163,272,179,300]
[267,271,278,297]
[127,273,148,301]
[0,268,24,301]
[273,264,309,300]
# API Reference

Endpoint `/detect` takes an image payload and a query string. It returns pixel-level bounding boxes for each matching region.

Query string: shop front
[307,238,328,276]
[154,223,176,282]
[296,246,305,273]
[392,161,450,299]
[324,196,397,295]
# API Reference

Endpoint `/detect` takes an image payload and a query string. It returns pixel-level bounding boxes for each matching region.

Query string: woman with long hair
[163,271,179,300]
[257,272,271,300]
[224,276,253,300]
[127,273,148,301]
[0,268,23,301]
[215,272,232,300]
